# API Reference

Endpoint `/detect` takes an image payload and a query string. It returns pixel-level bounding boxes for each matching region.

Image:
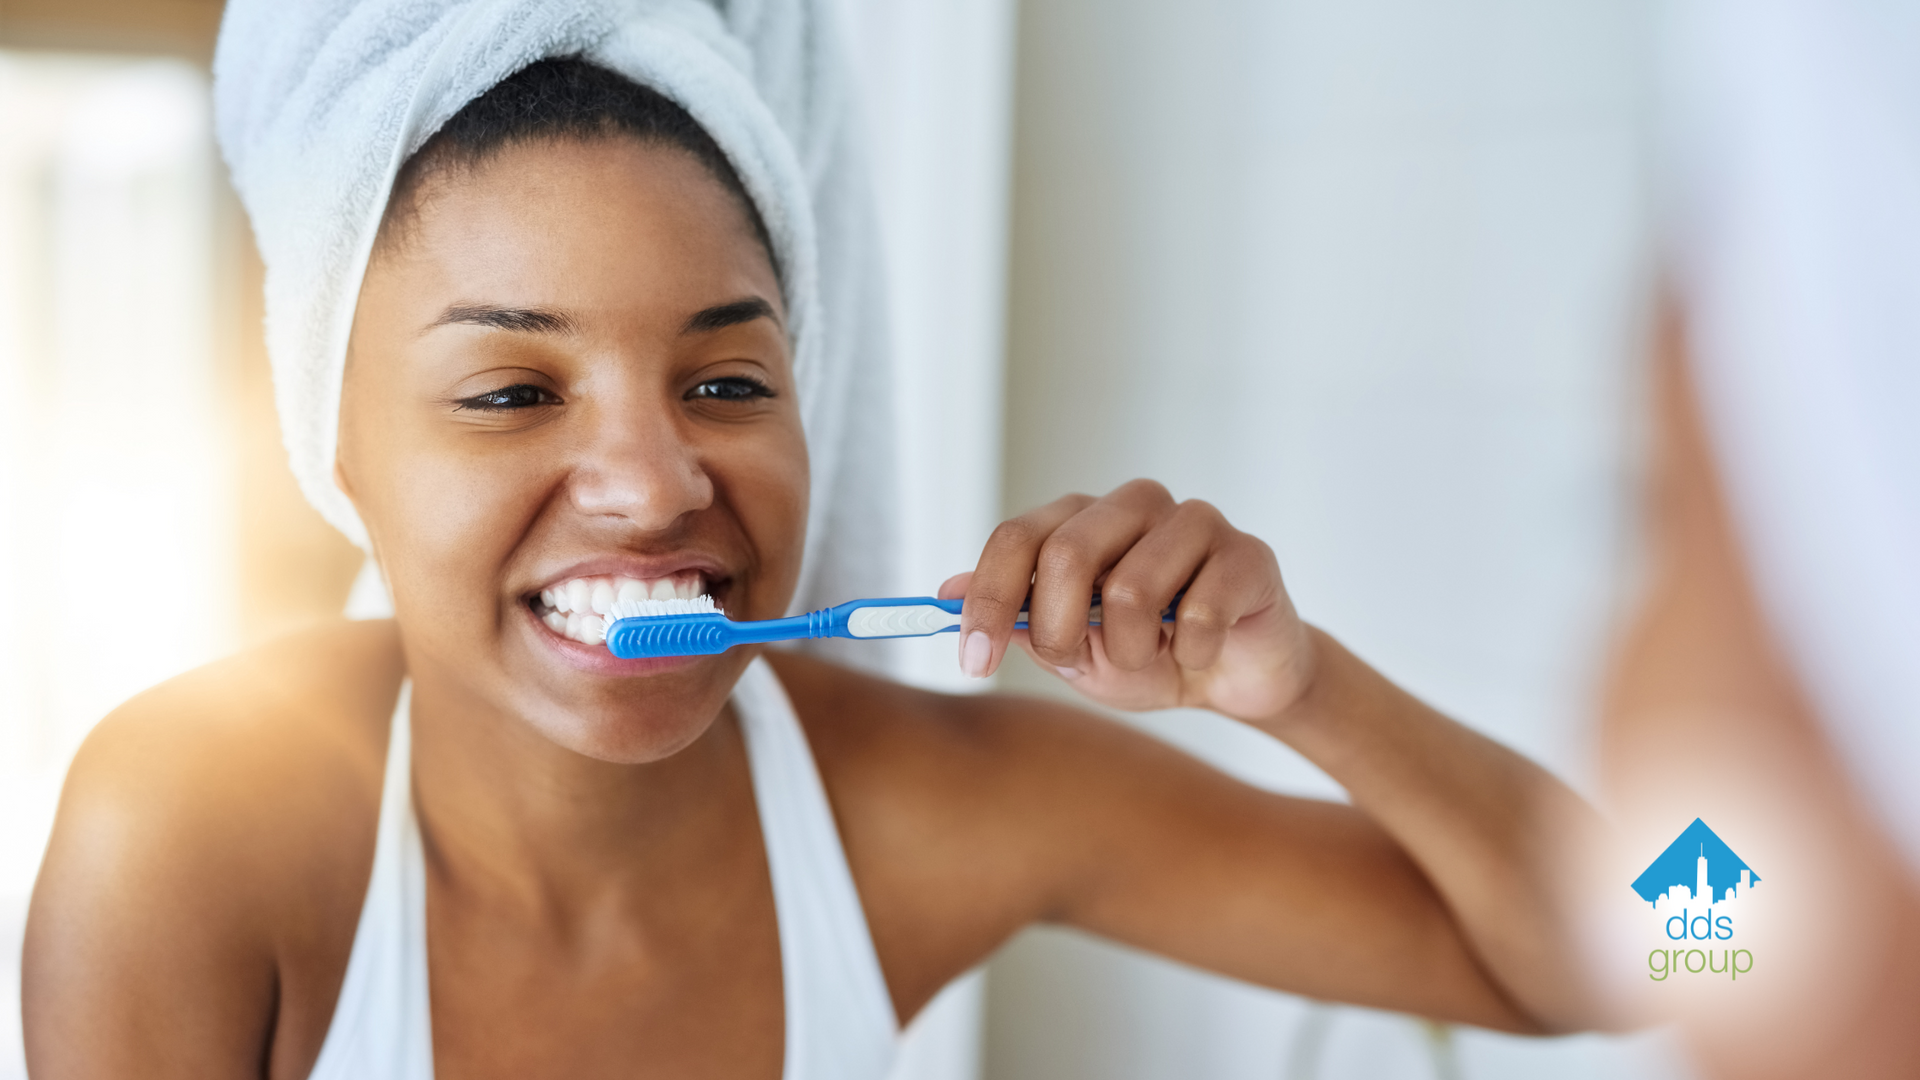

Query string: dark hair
[378,58,775,272]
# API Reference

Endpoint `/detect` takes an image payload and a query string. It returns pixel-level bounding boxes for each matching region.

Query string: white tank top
[306,657,899,1079]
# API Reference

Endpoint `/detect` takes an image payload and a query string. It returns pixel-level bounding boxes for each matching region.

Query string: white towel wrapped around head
[213,0,897,618]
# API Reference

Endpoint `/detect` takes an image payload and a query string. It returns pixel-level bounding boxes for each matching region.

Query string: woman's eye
[453,384,559,412]
[688,376,775,402]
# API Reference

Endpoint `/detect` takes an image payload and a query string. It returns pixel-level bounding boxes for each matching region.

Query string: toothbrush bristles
[607,594,722,621]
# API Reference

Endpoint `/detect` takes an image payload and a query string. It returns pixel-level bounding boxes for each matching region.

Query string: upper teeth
[536,573,706,646]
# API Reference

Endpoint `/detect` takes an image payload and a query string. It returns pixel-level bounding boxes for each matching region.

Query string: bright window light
[0,51,235,1079]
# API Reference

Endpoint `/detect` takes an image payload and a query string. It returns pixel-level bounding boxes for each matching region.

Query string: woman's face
[338,137,806,763]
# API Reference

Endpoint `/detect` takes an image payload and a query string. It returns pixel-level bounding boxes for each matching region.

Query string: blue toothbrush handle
[814,590,1181,640]
[606,593,1180,659]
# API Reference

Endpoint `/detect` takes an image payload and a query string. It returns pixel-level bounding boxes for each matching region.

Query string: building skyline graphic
[1632,818,1759,908]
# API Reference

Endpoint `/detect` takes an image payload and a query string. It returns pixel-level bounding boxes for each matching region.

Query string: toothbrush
[604,593,1181,660]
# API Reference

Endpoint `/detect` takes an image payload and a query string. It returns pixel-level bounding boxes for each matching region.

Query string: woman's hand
[943,480,1315,725]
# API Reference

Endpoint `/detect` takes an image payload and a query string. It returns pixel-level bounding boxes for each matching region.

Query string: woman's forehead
[369,138,786,338]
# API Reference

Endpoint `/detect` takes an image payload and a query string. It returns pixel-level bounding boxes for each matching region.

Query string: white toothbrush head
[607,594,723,622]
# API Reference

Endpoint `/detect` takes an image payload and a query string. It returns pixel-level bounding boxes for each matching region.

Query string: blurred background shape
[0,49,227,887]
[1,0,1702,1076]
[0,46,358,1079]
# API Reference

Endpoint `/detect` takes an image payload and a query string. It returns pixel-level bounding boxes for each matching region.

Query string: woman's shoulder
[66,617,404,815]
[763,650,1200,1018]
[35,618,405,955]
[766,648,1144,784]
[766,649,1096,782]
[25,619,406,1070]
[766,649,1200,872]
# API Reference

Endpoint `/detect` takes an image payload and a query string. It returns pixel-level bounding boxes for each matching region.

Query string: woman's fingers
[936,571,972,601]
[1099,499,1225,669]
[1166,531,1279,672]
[1025,481,1176,669]
[960,493,1094,677]
[962,482,1279,687]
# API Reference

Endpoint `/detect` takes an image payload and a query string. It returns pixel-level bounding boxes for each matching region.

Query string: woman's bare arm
[1018,641,1597,1032]
[1015,677,1572,1031]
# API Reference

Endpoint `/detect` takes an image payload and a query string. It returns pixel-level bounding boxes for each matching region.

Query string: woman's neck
[402,666,761,925]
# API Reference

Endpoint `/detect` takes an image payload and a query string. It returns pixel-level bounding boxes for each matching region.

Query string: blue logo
[1635,818,1758,981]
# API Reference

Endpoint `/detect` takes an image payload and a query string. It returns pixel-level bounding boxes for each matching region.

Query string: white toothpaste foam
[606,595,722,622]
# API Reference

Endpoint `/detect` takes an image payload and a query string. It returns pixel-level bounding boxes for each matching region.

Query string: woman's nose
[567,407,714,531]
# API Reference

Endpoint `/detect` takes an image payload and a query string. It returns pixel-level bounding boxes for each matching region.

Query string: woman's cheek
[730,428,809,619]
[385,436,551,615]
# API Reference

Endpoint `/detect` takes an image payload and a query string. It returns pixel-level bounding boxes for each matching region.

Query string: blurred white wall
[982,0,1688,1076]
[0,52,233,1080]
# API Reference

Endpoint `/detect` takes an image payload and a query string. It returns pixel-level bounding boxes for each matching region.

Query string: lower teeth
[539,607,607,645]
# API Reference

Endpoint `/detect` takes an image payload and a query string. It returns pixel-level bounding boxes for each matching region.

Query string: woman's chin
[509,621,749,763]
[524,694,729,763]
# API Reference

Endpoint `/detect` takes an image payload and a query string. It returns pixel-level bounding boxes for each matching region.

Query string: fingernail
[1055,665,1084,680]
[962,631,992,679]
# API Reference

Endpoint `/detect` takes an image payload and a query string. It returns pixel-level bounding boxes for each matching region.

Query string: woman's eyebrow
[684,297,777,334]
[428,303,577,334]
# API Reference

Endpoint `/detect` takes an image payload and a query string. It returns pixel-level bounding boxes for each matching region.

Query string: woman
[23,9,1604,1080]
